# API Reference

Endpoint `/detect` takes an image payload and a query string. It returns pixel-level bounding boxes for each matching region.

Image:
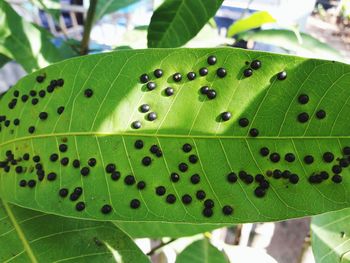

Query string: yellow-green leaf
[227,11,276,37]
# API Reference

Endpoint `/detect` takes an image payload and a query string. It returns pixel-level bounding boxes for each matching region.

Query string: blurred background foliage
[1,0,350,262]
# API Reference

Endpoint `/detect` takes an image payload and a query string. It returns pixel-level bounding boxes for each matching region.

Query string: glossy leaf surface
[0,48,350,224]
[0,200,150,263]
[147,0,224,48]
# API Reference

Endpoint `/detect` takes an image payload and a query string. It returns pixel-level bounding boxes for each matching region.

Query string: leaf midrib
[2,200,38,263]
[0,132,349,148]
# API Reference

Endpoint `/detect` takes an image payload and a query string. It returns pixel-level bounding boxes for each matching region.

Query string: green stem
[80,0,97,55]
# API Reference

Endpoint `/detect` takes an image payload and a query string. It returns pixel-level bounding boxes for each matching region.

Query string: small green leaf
[0,1,73,72]
[0,53,11,69]
[115,221,228,238]
[238,29,343,61]
[176,239,228,263]
[311,208,350,263]
[227,11,276,37]
[147,0,224,48]
[31,0,62,22]
[1,48,350,224]
[95,0,140,21]
[0,200,150,263]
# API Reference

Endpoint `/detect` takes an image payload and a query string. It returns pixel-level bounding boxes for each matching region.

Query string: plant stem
[80,0,97,55]
[147,238,176,256]
[233,224,242,245]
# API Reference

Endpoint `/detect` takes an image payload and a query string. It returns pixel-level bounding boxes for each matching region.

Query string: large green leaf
[0,1,73,73]
[115,221,228,238]
[147,0,224,48]
[1,48,350,225]
[238,29,343,61]
[176,238,228,263]
[0,200,150,262]
[311,208,350,263]
[227,11,276,37]
[95,0,140,21]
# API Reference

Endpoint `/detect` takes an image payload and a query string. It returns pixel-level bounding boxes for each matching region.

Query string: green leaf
[176,239,228,263]
[1,48,350,224]
[147,0,224,48]
[0,200,150,263]
[238,29,343,61]
[311,208,350,263]
[227,11,276,37]
[31,0,61,22]
[0,1,72,72]
[115,222,228,238]
[0,53,11,69]
[95,0,140,21]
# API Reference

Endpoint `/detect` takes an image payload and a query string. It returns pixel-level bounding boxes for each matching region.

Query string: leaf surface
[0,200,150,263]
[175,238,227,263]
[311,208,350,263]
[227,11,276,37]
[0,48,350,224]
[147,0,224,48]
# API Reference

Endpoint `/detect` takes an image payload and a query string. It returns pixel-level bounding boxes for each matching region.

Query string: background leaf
[311,208,350,263]
[0,53,11,69]
[0,200,150,263]
[0,1,73,72]
[147,0,224,48]
[238,29,343,61]
[95,0,140,21]
[176,238,228,263]
[227,11,276,37]
[1,48,350,224]
[115,221,229,238]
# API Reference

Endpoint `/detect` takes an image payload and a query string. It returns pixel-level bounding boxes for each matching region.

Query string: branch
[146,238,176,256]
[80,0,97,55]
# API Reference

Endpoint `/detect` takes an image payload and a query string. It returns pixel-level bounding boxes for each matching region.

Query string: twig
[80,0,97,55]
[147,238,176,256]
[233,224,242,245]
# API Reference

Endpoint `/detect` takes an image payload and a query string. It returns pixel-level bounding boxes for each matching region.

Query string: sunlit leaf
[238,29,343,61]
[147,0,224,48]
[0,48,350,225]
[0,200,150,262]
[176,238,228,263]
[227,11,276,37]
[311,208,350,263]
